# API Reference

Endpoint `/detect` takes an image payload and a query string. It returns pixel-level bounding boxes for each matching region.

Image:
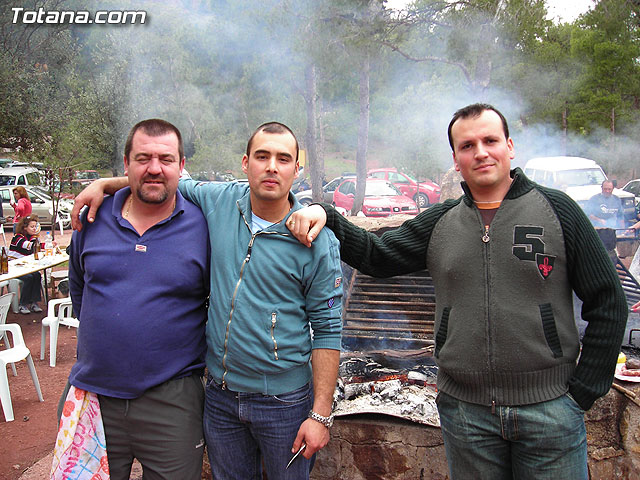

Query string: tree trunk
[304,63,322,203]
[317,96,326,185]
[353,53,370,215]
[562,105,568,156]
[611,107,615,135]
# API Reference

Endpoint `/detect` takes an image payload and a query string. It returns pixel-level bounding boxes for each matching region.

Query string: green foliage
[2,0,640,193]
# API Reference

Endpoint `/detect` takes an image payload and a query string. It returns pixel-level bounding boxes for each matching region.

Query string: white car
[0,185,72,228]
[0,167,42,186]
[523,156,636,225]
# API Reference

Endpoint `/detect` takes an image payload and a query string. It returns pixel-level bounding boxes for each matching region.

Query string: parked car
[622,179,640,202]
[0,185,72,228]
[74,170,100,185]
[332,178,419,217]
[523,156,636,226]
[5,161,44,169]
[295,174,356,206]
[0,167,42,187]
[368,168,440,208]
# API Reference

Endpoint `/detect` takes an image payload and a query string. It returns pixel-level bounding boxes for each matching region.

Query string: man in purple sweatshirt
[67,119,210,480]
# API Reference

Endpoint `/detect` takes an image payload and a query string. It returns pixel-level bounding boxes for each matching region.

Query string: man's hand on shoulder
[286,204,327,248]
[71,177,128,231]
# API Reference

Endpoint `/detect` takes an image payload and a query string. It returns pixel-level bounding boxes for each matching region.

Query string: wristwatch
[308,410,334,428]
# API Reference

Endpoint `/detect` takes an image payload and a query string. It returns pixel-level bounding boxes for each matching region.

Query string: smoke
[62,0,640,182]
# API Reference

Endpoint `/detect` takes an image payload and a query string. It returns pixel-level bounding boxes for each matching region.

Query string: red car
[368,168,440,207]
[333,178,419,217]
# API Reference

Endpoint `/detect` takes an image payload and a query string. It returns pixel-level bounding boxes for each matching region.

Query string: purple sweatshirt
[68,188,210,398]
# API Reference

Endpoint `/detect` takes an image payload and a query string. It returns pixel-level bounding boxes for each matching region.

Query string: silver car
[0,185,72,228]
[294,175,356,206]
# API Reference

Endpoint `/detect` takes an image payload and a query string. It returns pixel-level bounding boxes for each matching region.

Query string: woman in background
[9,214,43,314]
[10,186,32,233]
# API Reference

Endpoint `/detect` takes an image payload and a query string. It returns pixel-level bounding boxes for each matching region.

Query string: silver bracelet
[308,410,334,428]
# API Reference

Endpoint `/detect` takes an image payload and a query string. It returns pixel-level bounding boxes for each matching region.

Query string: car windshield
[0,176,16,186]
[76,171,99,180]
[556,168,606,187]
[30,186,52,200]
[365,182,402,196]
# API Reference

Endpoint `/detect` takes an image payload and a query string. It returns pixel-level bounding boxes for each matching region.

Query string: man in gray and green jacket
[287,103,627,479]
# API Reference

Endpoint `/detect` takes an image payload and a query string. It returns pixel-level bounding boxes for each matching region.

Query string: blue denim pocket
[564,392,585,413]
[205,373,222,390]
[272,382,312,404]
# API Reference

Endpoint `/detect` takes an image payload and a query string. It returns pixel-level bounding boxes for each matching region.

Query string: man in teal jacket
[287,104,627,479]
[72,122,343,480]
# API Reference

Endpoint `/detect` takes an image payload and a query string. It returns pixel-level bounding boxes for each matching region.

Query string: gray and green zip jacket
[179,180,343,395]
[319,168,627,411]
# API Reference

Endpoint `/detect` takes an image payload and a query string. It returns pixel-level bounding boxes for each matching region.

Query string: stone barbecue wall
[310,379,640,479]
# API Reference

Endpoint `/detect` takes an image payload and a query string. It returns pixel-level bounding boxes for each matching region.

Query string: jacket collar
[460,167,534,207]
[236,189,301,232]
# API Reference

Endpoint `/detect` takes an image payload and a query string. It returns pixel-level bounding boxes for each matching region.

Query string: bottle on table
[0,247,8,274]
[45,232,53,256]
[34,238,41,260]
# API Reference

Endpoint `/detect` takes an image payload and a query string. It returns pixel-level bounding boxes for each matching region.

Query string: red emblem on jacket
[536,253,555,279]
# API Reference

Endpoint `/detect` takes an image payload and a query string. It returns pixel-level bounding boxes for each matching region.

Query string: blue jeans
[437,392,588,480]
[203,376,314,480]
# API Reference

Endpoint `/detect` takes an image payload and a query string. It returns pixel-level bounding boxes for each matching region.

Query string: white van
[523,156,636,225]
[0,167,42,186]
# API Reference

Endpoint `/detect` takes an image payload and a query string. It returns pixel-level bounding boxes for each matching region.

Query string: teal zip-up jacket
[318,168,627,411]
[179,180,343,395]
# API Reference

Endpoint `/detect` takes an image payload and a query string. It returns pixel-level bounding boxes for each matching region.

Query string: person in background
[587,180,624,229]
[9,214,43,314]
[10,186,32,233]
[287,103,627,480]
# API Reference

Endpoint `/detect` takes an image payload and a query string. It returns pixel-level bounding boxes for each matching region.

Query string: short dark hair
[246,122,299,162]
[447,103,510,151]
[602,180,614,188]
[124,119,184,161]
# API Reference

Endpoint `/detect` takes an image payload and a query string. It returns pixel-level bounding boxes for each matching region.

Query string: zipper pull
[271,312,279,360]
[491,400,496,414]
[245,236,255,261]
[482,225,490,243]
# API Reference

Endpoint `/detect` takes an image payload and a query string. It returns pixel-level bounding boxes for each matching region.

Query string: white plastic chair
[8,279,22,314]
[8,274,47,314]
[0,323,44,421]
[41,297,78,367]
[0,293,16,376]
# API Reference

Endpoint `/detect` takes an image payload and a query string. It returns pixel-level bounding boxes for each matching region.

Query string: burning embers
[333,351,440,427]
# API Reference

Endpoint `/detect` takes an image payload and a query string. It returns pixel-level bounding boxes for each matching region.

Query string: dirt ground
[0,229,75,480]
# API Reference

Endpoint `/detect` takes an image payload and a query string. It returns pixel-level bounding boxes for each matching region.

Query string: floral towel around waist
[50,385,109,480]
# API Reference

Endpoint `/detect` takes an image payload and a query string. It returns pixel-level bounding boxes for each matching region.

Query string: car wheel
[415,193,429,208]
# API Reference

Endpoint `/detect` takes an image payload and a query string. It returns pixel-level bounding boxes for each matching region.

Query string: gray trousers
[59,374,205,480]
